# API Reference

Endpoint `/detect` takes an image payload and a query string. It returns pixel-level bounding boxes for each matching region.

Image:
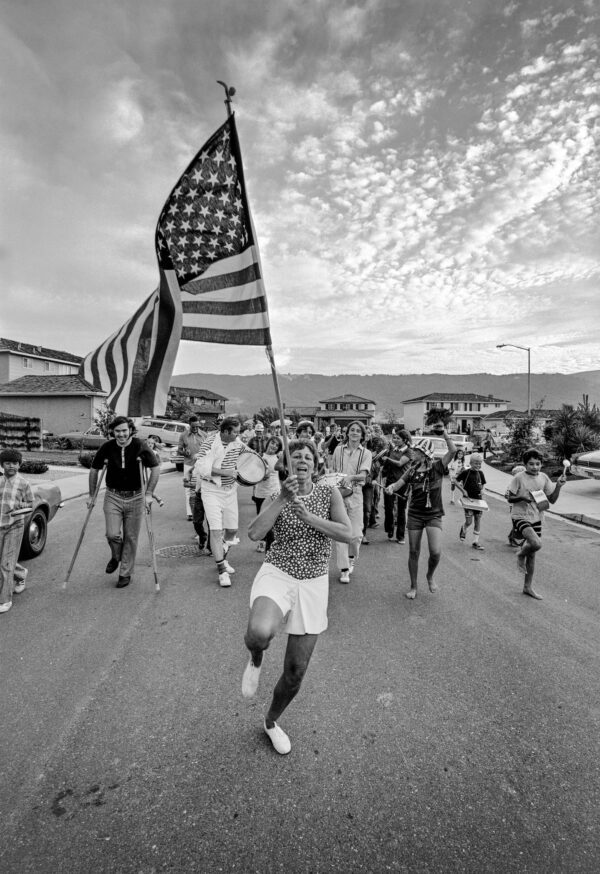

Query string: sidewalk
[31,462,178,502]
[482,458,600,530]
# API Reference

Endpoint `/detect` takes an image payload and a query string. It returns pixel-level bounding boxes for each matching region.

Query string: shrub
[19,460,49,474]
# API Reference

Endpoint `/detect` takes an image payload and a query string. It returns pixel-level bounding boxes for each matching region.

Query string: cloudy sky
[2,0,599,377]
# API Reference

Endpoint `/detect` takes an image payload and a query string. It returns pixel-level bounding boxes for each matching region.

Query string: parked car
[571,449,600,480]
[448,434,474,454]
[416,436,449,461]
[134,417,188,447]
[19,481,63,559]
[57,427,105,450]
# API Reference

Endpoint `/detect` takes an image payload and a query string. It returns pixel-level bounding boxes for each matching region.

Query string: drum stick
[139,458,160,592]
[63,460,107,588]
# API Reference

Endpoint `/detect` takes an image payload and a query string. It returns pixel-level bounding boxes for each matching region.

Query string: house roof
[170,385,228,401]
[0,375,105,395]
[0,337,82,365]
[481,408,559,421]
[291,406,319,417]
[402,392,509,404]
[319,394,376,404]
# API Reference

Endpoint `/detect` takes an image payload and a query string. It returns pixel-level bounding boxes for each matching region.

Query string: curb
[486,487,600,531]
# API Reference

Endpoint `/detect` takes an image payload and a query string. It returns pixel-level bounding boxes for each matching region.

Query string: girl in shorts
[386,430,456,600]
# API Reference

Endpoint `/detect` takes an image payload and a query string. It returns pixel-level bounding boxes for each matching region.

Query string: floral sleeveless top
[266,483,333,580]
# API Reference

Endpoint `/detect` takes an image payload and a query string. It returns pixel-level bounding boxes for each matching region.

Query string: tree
[165,390,193,421]
[548,401,600,461]
[94,402,116,437]
[504,412,540,462]
[256,406,280,426]
[424,406,453,428]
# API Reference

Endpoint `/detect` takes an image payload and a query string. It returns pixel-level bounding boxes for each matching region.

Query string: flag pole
[216,81,293,471]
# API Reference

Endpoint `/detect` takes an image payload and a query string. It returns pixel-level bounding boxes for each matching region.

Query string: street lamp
[496,343,531,415]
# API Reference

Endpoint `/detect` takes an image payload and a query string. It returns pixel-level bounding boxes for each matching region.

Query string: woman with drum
[192,416,246,588]
[242,439,352,755]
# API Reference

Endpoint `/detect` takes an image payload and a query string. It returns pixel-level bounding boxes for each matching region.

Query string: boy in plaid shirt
[0,449,34,613]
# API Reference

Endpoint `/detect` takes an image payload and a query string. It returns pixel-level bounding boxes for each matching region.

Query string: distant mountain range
[172,371,600,420]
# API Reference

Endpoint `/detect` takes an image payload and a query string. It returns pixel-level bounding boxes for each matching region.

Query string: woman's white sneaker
[223,561,235,574]
[218,572,231,587]
[264,719,291,755]
[241,658,262,698]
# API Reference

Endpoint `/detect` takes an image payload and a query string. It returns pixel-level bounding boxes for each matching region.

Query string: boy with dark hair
[0,449,34,613]
[505,448,566,600]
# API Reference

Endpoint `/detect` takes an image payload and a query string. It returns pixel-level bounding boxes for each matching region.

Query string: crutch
[63,460,108,589]
[139,459,160,592]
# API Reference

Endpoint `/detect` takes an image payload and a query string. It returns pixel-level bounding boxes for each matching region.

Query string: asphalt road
[1,472,599,873]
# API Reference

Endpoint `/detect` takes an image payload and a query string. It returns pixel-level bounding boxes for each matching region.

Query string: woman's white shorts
[250,562,329,636]
[200,483,238,530]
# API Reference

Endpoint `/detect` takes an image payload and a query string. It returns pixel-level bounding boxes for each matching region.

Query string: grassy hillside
[172,371,600,419]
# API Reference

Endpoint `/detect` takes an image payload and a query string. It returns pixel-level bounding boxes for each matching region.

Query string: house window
[22,357,33,368]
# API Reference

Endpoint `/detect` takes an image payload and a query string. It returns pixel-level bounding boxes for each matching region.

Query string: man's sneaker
[339,570,350,584]
[396,538,405,545]
[264,719,291,755]
[459,526,466,541]
[218,572,232,587]
[13,568,28,593]
[361,536,369,545]
[223,561,235,574]
[349,558,355,574]
[0,601,12,613]
[242,658,262,698]
[472,543,485,551]
[387,533,394,541]
[105,558,119,574]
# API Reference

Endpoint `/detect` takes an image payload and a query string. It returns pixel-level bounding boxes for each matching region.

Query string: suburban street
[1,470,599,873]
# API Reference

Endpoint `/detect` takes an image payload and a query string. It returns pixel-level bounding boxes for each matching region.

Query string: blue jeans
[0,521,24,604]
[103,490,144,578]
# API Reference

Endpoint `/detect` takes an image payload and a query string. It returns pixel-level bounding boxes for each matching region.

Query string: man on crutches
[88,416,160,589]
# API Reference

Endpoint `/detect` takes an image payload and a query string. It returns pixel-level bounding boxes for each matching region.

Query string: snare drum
[236,449,268,486]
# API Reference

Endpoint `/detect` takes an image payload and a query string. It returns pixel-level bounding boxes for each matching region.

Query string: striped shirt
[193,433,245,491]
[0,472,34,528]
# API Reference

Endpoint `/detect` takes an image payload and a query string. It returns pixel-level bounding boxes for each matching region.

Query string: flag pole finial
[216,80,236,117]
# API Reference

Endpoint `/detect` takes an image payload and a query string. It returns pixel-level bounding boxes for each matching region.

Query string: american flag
[81,114,271,416]
[156,114,272,346]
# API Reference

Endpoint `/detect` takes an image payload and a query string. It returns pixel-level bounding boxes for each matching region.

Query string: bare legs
[244,595,318,726]
[517,528,543,599]
[406,525,442,598]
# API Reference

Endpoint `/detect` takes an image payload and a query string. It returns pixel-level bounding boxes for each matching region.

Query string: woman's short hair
[287,438,319,466]
[110,416,136,435]
[397,429,412,445]
[267,436,283,453]
[296,419,315,436]
[346,420,366,440]
[220,416,241,434]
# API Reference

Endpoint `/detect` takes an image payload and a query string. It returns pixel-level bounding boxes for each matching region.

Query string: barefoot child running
[505,448,567,600]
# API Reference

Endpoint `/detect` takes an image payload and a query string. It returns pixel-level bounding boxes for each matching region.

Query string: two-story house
[315,394,376,431]
[0,338,106,435]
[402,392,509,434]
[167,385,228,428]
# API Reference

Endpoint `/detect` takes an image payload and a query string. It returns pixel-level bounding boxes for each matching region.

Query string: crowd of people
[0,415,567,754]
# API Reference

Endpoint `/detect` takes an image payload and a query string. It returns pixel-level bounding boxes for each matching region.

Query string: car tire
[19,508,48,559]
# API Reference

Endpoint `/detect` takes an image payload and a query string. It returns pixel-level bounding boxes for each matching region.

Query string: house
[480,408,559,441]
[402,392,509,434]
[0,338,82,384]
[315,394,376,431]
[0,375,106,435]
[167,385,228,427]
